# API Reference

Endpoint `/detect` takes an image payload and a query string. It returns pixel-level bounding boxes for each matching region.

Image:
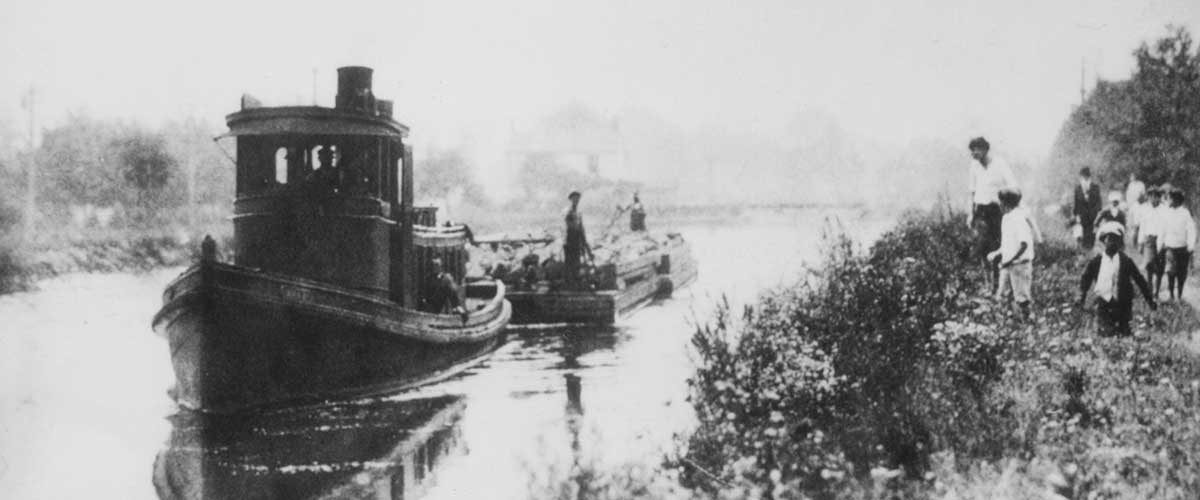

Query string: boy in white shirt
[1134,186,1165,295]
[988,189,1035,317]
[1159,188,1197,301]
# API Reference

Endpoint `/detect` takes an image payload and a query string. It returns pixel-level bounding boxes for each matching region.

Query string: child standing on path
[1135,186,1165,294]
[1079,222,1157,337]
[1159,188,1196,301]
[988,189,1035,317]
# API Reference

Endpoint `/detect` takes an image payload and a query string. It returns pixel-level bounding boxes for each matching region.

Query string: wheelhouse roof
[223,106,409,138]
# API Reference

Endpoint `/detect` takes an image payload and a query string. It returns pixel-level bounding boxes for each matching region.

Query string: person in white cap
[1093,191,1127,234]
[1079,221,1156,337]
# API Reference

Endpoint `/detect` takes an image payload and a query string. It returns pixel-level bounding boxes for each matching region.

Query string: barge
[472,232,697,325]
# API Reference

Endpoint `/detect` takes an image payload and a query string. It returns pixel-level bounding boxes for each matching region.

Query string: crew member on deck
[306,146,339,194]
[425,258,468,323]
[564,191,593,286]
[629,193,647,231]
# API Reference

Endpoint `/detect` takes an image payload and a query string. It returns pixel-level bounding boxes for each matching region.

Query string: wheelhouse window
[274,148,288,184]
[237,135,398,202]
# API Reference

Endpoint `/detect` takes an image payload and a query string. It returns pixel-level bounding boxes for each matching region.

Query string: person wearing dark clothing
[629,194,646,231]
[507,252,541,291]
[1073,167,1103,249]
[563,191,593,285]
[1079,222,1157,337]
[541,253,565,283]
[966,137,1018,293]
[1094,191,1126,227]
[305,146,339,194]
[425,258,468,323]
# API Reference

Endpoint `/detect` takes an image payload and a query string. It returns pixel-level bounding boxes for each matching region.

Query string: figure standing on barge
[628,193,646,231]
[564,190,593,286]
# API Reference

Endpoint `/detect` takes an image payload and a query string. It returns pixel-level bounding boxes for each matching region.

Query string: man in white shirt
[966,137,1019,294]
[987,189,1034,316]
[1160,188,1196,301]
[1135,186,1166,295]
[1126,173,1146,211]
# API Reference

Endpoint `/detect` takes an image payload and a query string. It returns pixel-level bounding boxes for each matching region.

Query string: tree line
[1048,26,1200,204]
[0,113,233,237]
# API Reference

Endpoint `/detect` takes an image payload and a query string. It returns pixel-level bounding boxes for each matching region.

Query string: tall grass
[676,207,1200,499]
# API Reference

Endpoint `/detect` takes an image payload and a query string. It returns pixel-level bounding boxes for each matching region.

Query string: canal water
[0,209,887,499]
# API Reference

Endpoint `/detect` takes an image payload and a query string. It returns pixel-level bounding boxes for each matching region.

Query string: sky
[1,0,1197,177]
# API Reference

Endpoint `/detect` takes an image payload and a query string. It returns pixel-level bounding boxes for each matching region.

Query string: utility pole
[1080,57,1086,106]
[21,86,36,242]
[186,158,197,230]
[312,68,318,105]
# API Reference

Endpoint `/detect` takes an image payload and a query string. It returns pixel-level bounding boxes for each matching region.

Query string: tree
[117,132,177,226]
[35,111,128,208]
[1048,26,1200,201]
[0,116,21,228]
[414,147,489,207]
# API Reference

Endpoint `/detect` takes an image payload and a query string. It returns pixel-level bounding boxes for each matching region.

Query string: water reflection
[153,395,465,500]
[502,325,622,369]
[564,373,586,494]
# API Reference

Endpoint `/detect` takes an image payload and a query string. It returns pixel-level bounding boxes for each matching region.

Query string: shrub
[683,206,1200,499]
[685,207,995,495]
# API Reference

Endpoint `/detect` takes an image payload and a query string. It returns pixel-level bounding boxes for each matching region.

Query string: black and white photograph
[2,1,1200,498]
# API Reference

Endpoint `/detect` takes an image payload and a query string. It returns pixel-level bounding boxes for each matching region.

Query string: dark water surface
[0,210,887,499]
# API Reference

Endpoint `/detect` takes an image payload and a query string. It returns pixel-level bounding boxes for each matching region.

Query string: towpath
[1177,281,1200,354]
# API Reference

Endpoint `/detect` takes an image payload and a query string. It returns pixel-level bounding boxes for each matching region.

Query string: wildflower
[820,468,845,481]
[869,467,902,480]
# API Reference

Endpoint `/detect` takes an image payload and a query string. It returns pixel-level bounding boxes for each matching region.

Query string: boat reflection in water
[506,325,622,372]
[153,395,465,500]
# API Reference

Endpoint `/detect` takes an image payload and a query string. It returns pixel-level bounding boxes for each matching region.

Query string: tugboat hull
[153,263,510,414]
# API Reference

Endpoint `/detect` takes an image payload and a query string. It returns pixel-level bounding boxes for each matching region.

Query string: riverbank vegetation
[529,206,1200,500]
[681,207,1200,499]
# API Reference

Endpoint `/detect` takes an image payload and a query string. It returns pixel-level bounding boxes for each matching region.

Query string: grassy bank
[531,207,1200,499]
[0,229,230,295]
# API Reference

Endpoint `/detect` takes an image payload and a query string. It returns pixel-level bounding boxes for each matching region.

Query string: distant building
[506,104,629,180]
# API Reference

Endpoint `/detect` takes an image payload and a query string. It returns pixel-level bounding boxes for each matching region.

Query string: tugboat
[152,67,511,414]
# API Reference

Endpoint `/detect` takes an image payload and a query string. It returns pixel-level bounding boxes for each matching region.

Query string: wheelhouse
[223,67,435,307]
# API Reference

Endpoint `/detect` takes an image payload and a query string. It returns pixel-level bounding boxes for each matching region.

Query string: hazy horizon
[2,0,1198,202]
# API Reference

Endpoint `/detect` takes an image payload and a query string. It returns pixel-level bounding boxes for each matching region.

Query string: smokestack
[335,66,375,113]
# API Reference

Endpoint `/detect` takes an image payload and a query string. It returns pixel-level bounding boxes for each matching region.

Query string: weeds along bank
[0,229,231,295]
[676,208,1200,499]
